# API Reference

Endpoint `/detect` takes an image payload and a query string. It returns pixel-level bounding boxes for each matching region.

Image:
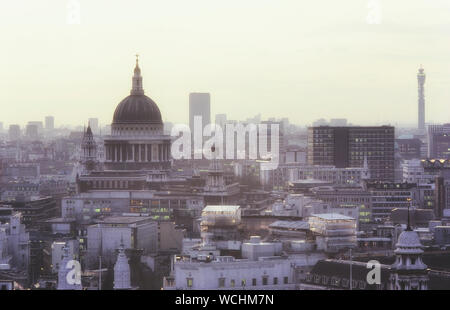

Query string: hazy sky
[1,0,450,128]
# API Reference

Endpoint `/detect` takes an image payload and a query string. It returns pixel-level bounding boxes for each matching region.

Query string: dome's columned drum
[113,94,162,125]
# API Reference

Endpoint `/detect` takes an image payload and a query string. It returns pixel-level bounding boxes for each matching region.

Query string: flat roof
[97,216,152,224]
[45,217,76,223]
[269,220,310,230]
[203,205,240,212]
[311,213,355,220]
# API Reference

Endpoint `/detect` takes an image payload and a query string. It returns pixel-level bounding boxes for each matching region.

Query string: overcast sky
[1,0,450,128]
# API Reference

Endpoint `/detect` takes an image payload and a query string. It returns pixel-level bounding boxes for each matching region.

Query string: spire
[114,235,131,290]
[131,54,144,95]
[120,234,124,249]
[86,123,93,136]
[406,204,412,231]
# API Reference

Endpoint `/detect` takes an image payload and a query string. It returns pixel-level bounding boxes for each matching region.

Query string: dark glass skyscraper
[308,126,395,181]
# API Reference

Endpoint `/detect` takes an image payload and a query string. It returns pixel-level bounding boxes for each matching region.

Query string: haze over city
[1,0,450,127]
[3,0,450,297]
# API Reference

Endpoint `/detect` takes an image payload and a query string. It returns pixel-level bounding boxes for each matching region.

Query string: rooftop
[269,220,310,230]
[203,205,240,212]
[310,213,355,221]
[96,215,152,225]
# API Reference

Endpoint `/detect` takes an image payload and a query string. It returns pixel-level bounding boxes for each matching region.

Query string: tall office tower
[427,124,450,158]
[27,121,43,135]
[189,93,211,133]
[308,126,395,181]
[215,113,227,128]
[417,66,426,131]
[45,116,54,130]
[88,118,99,134]
[9,124,21,141]
[26,124,39,139]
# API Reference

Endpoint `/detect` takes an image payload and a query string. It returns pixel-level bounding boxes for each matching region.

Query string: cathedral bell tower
[390,207,429,290]
[80,124,98,172]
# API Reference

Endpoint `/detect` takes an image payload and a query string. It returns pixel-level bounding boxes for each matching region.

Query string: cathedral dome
[113,95,162,125]
[112,55,163,125]
[396,230,422,248]
[394,230,423,255]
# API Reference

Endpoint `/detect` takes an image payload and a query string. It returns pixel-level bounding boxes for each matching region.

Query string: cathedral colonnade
[104,142,171,163]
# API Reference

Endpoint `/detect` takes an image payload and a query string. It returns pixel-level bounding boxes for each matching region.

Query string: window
[241,279,246,287]
[218,278,225,288]
[284,277,288,284]
[262,277,268,286]
[186,278,193,288]
[230,279,235,288]
[252,278,257,286]
[273,277,278,285]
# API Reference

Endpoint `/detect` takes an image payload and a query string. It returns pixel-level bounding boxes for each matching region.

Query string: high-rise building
[215,113,227,128]
[417,66,426,131]
[25,124,39,140]
[427,124,450,159]
[27,121,43,136]
[308,126,395,181]
[8,124,21,141]
[0,122,3,133]
[45,116,54,130]
[88,118,99,134]
[189,93,211,133]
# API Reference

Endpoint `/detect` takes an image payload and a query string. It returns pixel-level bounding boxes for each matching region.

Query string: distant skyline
[1,0,450,127]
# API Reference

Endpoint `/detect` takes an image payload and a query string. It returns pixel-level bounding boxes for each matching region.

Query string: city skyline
[2,0,450,294]
[1,0,450,127]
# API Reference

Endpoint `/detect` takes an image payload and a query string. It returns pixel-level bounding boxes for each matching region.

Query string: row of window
[186,276,289,288]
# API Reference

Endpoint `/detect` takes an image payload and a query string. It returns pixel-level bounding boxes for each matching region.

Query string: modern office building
[2,197,58,228]
[8,124,21,141]
[397,137,422,160]
[308,126,395,181]
[427,124,450,159]
[25,124,39,140]
[200,205,241,243]
[366,182,415,220]
[402,159,436,184]
[189,92,211,133]
[45,116,54,131]
[287,164,369,186]
[310,186,372,224]
[86,215,158,268]
[308,213,357,253]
